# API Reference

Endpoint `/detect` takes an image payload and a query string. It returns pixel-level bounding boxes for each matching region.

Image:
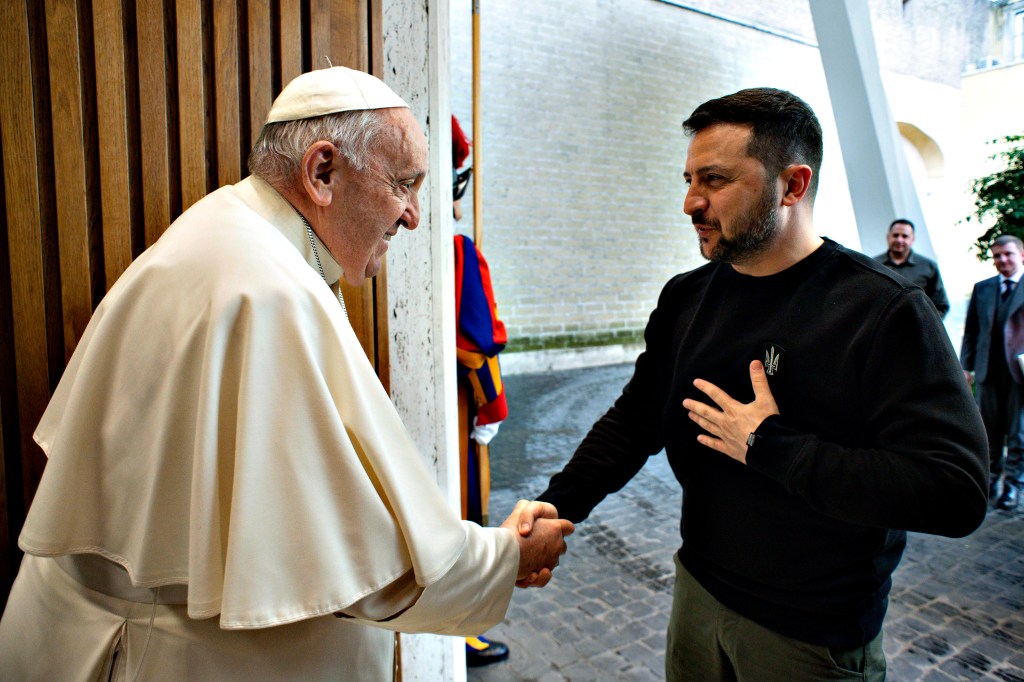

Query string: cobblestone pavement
[469,364,1024,682]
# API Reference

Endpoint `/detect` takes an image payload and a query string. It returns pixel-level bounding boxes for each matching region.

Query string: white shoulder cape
[21,176,472,629]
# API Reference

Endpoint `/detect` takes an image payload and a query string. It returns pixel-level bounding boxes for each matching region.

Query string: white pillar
[382,0,465,680]
[809,0,934,257]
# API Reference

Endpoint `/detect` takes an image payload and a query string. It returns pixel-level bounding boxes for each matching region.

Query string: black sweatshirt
[538,238,988,649]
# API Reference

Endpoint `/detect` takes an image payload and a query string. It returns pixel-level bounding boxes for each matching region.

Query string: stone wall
[449,0,832,353]
[448,0,991,356]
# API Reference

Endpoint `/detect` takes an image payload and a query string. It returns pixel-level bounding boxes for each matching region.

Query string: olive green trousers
[666,555,886,681]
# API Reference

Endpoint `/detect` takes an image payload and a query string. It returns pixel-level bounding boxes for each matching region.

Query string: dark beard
[698,186,780,264]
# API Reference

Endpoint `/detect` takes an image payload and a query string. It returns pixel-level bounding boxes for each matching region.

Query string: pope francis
[0,67,573,681]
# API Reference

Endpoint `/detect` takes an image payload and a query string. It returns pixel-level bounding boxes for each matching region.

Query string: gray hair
[247,109,391,185]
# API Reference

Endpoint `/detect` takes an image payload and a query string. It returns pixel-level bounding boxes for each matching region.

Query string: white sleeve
[343,524,518,636]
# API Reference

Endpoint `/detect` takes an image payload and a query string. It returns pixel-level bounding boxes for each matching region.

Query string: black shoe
[466,636,509,667]
[996,483,1019,511]
[989,478,1002,504]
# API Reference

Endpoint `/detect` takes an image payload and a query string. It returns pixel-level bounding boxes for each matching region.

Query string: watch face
[746,433,758,448]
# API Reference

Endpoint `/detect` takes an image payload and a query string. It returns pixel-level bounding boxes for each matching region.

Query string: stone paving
[469,363,1024,682]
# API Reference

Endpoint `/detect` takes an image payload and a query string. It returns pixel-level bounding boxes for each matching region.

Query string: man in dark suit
[962,234,1024,510]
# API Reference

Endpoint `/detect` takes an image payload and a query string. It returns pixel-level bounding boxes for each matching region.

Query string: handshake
[499,500,575,588]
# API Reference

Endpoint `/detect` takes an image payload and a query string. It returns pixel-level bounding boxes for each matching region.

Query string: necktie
[1003,279,1015,302]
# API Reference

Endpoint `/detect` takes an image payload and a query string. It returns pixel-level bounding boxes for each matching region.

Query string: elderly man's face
[327,107,427,285]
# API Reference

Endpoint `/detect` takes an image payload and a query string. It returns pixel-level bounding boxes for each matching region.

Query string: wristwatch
[746,432,761,450]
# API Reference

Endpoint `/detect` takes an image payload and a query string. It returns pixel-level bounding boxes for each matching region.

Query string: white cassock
[0,175,518,681]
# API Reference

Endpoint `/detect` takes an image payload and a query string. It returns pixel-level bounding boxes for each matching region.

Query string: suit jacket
[961,275,1024,384]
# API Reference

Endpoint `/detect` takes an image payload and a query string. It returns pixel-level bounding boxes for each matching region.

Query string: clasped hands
[500,500,574,588]
[681,360,780,464]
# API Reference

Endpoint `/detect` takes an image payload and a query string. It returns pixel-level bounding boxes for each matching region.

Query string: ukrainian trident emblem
[762,344,784,376]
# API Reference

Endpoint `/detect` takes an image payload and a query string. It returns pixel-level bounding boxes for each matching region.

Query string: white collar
[233,175,344,287]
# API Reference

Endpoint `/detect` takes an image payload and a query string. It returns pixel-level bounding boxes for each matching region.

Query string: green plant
[964,134,1024,261]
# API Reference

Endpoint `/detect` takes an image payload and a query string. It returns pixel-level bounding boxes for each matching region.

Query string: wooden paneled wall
[0,0,387,606]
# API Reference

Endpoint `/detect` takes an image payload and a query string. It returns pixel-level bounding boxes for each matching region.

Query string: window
[1015,9,1024,61]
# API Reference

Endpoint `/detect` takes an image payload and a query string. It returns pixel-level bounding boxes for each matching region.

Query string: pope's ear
[300,141,337,207]
[780,164,812,206]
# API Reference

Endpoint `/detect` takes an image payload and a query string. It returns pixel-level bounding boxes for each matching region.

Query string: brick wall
[448,0,984,353]
[875,0,991,83]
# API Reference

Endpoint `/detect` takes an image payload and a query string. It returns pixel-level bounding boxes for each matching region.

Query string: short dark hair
[682,87,823,200]
[993,234,1024,251]
[889,219,915,232]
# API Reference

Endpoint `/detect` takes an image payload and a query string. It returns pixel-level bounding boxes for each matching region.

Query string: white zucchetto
[265,66,408,123]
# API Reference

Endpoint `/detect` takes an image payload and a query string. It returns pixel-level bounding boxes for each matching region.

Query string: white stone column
[382,0,465,680]
[809,0,934,258]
